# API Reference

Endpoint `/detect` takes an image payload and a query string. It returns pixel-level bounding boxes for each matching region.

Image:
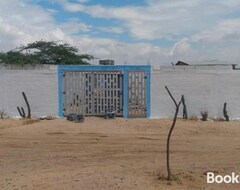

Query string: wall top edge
[58,65,151,71]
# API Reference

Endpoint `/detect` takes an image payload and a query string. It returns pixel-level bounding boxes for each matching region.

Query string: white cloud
[0,0,240,65]
[97,27,124,34]
[170,38,191,56]
[60,21,91,35]
[57,0,240,64]
[0,0,189,65]
[60,0,239,41]
[77,0,89,3]
[216,45,240,63]
[63,2,85,12]
[192,19,240,42]
[0,0,75,51]
[219,0,240,7]
[71,36,193,65]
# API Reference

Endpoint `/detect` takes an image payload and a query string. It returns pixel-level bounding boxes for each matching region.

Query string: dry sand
[0,117,240,190]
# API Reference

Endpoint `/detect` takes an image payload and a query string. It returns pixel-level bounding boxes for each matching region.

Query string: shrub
[0,110,7,119]
[200,110,208,121]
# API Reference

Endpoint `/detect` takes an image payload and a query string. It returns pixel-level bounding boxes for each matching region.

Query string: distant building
[99,59,114,65]
[175,61,189,66]
[173,60,237,70]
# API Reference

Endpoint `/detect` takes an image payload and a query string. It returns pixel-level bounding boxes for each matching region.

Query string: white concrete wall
[151,68,240,119]
[2,65,240,119]
[0,66,58,117]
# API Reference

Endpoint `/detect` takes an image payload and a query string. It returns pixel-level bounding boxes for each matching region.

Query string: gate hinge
[144,76,147,79]
[118,74,124,78]
[63,91,66,95]
[62,74,65,77]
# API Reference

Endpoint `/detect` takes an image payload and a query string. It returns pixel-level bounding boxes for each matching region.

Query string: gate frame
[58,65,151,118]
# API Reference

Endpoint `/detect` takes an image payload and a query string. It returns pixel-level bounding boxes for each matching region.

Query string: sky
[0,0,240,65]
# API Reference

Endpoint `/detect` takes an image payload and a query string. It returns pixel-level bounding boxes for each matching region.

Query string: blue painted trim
[58,65,150,71]
[123,69,128,118]
[58,66,63,117]
[58,65,151,118]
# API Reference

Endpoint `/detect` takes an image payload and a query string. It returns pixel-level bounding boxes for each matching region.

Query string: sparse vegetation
[0,40,94,65]
[17,92,31,118]
[0,118,239,189]
[181,95,188,119]
[223,102,229,121]
[200,110,208,121]
[0,110,7,119]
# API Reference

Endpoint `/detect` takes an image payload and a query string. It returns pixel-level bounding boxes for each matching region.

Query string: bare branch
[165,86,177,107]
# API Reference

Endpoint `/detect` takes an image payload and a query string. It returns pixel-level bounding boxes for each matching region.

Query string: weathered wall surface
[0,66,58,117]
[151,68,240,119]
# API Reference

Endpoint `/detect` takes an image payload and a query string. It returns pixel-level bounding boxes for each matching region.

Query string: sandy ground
[0,117,240,190]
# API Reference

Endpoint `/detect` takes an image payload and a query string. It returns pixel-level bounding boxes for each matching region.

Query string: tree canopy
[0,41,94,65]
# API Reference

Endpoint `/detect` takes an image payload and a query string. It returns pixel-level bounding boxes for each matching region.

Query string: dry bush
[0,110,7,119]
[200,110,208,121]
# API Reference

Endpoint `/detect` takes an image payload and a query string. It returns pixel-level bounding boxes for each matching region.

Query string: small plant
[200,110,208,121]
[17,92,31,118]
[223,102,229,121]
[0,110,7,119]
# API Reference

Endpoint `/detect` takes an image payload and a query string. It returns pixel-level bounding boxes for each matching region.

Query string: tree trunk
[166,101,181,180]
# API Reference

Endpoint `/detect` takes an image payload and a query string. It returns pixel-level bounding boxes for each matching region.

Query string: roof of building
[175,60,236,66]
[175,61,189,66]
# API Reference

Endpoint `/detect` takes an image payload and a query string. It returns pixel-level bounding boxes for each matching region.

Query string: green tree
[0,40,94,65]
